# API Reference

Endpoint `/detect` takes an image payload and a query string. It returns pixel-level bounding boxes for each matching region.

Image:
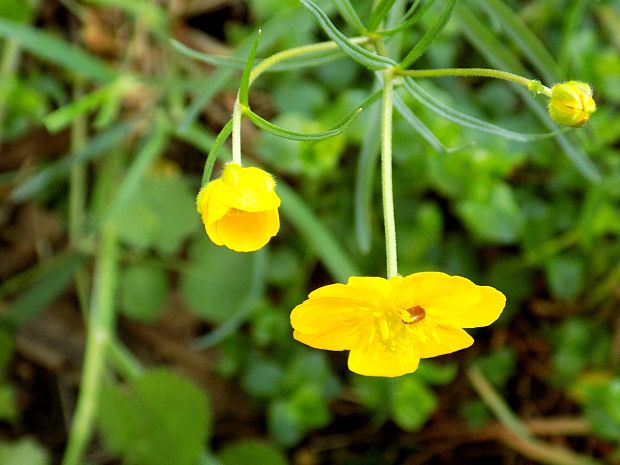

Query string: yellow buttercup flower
[290,272,506,377]
[196,163,280,252]
[548,81,596,127]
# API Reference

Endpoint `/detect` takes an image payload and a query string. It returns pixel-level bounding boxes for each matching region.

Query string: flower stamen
[401,305,426,324]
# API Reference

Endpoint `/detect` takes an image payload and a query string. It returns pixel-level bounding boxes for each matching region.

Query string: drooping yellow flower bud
[196,163,280,252]
[548,81,596,127]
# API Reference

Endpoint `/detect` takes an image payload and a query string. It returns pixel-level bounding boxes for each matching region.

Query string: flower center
[401,305,426,324]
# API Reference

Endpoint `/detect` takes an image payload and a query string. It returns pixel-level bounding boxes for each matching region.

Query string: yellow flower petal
[436,285,506,328]
[219,163,281,212]
[291,299,366,350]
[309,276,391,306]
[418,323,474,358]
[393,272,481,310]
[196,164,281,252]
[348,335,420,377]
[212,208,279,252]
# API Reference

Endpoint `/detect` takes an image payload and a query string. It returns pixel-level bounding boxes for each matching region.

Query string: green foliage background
[1,0,619,464]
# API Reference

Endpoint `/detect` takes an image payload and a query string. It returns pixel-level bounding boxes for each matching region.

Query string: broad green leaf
[300,0,395,70]
[581,379,620,441]
[0,18,116,82]
[218,441,288,465]
[11,120,134,202]
[416,361,457,385]
[0,438,49,465]
[456,182,525,244]
[98,369,211,465]
[333,0,367,33]
[241,357,284,399]
[0,0,34,22]
[472,348,517,390]
[399,0,457,68]
[244,105,362,141]
[544,254,585,300]
[180,239,255,323]
[119,264,169,322]
[113,172,200,256]
[390,376,438,431]
[193,250,267,349]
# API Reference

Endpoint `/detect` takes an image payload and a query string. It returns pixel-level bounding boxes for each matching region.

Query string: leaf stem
[381,69,398,278]
[397,67,551,96]
[231,98,242,165]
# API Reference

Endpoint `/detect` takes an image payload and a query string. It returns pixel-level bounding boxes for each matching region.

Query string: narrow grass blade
[300,0,395,70]
[399,0,457,68]
[11,120,135,202]
[278,183,360,281]
[170,39,247,68]
[3,253,85,328]
[102,113,170,225]
[0,18,116,82]
[378,0,433,36]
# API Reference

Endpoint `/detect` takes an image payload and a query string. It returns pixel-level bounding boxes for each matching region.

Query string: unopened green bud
[548,81,596,127]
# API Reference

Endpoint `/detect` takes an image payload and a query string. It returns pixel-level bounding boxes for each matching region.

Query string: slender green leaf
[558,0,588,72]
[393,92,448,153]
[473,0,561,83]
[278,183,360,281]
[0,18,116,82]
[11,120,135,202]
[239,30,261,106]
[378,0,433,36]
[399,0,457,68]
[455,5,600,181]
[170,39,247,68]
[300,0,395,70]
[333,0,367,33]
[244,106,362,141]
[202,120,232,185]
[402,77,566,142]
[3,253,85,328]
[368,0,397,31]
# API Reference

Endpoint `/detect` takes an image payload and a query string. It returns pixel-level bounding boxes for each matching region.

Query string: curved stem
[381,70,398,279]
[397,67,551,95]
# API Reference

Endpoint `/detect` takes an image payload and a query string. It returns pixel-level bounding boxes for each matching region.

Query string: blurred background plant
[0,0,619,464]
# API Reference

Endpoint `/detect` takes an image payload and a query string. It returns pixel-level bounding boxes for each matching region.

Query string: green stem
[381,70,398,279]
[397,67,551,96]
[0,39,21,148]
[62,226,119,465]
[231,98,242,165]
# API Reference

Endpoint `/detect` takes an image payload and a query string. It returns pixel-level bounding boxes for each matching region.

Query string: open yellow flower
[290,272,506,377]
[548,81,596,127]
[196,163,280,252]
